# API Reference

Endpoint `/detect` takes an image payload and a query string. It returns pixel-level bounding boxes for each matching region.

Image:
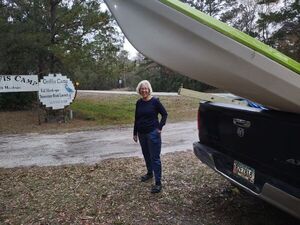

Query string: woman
[133,80,168,193]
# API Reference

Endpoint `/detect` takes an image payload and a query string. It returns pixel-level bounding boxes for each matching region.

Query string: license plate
[233,160,255,184]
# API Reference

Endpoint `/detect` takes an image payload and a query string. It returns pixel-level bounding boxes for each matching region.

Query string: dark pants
[138,129,162,185]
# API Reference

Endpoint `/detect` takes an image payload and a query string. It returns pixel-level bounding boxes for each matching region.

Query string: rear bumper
[193,141,300,219]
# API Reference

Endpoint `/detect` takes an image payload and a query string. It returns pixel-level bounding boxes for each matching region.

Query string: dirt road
[0,121,197,168]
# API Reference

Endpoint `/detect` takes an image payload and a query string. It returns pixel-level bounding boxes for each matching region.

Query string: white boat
[104,0,300,114]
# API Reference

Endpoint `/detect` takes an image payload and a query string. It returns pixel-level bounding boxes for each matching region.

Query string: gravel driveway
[0,121,197,168]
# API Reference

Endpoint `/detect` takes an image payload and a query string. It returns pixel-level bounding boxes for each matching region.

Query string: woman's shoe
[151,184,162,193]
[140,173,153,182]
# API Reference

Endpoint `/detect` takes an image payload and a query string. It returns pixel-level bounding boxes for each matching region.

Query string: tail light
[197,105,202,141]
[197,106,201,130]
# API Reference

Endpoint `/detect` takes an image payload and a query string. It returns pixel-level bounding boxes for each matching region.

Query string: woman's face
[139,84,150,99]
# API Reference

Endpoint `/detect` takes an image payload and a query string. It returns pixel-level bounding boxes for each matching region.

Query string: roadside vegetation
[0,93,199,134]
[71,93,199,125]
[70,96,136,125]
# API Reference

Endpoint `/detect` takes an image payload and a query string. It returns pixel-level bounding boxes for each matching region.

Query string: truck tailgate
[198,102,300,196]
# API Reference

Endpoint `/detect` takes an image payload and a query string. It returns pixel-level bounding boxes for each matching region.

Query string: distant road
[77,90,179,96]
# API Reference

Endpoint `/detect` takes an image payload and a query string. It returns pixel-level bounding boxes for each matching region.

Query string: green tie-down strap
[160,0,300,74]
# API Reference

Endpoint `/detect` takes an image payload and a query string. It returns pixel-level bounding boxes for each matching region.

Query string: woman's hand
[133,135,138,142]
[157,129,161,133]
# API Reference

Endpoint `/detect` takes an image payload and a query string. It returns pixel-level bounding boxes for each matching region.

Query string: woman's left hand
[157,129,161,133]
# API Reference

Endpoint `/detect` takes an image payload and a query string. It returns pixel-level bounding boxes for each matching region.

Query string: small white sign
[39,74,76,110]
[0,75,39,93]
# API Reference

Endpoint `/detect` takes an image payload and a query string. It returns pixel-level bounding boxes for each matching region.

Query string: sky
[101,2,138,60]
[123,38,138,60]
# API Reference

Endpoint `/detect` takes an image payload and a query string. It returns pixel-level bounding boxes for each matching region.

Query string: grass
[70,95,137,125]
[71,94,200,126]
[0,93,199,134]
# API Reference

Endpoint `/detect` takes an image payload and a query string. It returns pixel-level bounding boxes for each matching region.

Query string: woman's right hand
[133,135,138,142]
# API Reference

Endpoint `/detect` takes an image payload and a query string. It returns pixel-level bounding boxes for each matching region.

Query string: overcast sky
[101,2,138,59]
[124,38,138,60]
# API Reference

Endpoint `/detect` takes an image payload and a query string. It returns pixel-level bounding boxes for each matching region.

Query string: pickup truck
[193,101,300,218]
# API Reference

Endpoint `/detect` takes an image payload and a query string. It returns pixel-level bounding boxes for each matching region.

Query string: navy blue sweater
[134,97,168,135]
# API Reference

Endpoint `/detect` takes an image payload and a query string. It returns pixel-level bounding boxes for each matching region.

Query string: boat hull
[105,0,300,114]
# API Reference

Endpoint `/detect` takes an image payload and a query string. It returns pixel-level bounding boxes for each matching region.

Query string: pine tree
[257,0,300,60]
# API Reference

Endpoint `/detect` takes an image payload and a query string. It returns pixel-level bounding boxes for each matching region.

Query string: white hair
[136,80,153,95]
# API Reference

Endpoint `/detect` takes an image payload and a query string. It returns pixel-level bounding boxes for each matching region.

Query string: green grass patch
[70,94,199,126]
[70,95,138,125]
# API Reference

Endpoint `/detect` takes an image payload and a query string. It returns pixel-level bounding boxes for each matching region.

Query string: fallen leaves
[0,151,297,225]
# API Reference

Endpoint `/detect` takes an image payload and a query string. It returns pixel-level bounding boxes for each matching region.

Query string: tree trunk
[49,0,60,73]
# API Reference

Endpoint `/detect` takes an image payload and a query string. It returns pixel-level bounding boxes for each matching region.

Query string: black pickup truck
[193,102,300,218]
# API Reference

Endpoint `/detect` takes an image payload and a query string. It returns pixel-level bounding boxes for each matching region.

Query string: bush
[0,92,37,110]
